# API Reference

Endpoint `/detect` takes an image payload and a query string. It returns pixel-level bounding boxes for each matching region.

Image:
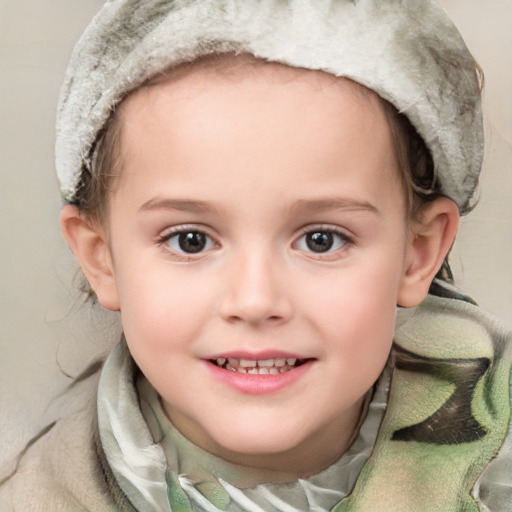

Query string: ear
[397,197,460,308]
[60,205,120,311]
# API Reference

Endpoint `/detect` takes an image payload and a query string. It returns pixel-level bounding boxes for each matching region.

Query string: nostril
[225,314,244,324]
[218,284,293,325]
[222,307,284,324]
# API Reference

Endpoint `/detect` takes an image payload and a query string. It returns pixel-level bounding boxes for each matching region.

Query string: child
[1,1,511,511]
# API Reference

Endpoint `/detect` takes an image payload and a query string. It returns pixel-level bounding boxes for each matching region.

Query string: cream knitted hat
[56,0,483,212]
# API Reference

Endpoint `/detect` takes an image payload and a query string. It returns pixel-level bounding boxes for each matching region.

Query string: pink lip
[207,349,307,360]
[204,358,314,396]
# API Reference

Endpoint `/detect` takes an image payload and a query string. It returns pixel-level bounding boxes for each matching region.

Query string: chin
[208,422,307,457]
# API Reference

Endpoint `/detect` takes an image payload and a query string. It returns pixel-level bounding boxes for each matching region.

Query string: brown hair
[383,101,440,218]
[71,107,123,225]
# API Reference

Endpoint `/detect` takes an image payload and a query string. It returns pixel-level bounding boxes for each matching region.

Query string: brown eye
[306,232,334,252]
[178,232,207,253]
[295,229,350,254]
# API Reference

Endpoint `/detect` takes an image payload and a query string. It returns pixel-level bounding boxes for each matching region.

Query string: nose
[218,250,293,326]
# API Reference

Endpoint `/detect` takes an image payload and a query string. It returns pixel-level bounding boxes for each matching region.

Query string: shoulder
[394,291,512,432]
[395,292,512,510]
[396,290,512,360]
[0,372,134,512]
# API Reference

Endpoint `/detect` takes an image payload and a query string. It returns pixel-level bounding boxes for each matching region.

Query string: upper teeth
[216,357,300,374]
[224,357,296,368]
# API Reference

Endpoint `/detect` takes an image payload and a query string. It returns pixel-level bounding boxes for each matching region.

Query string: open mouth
[210,357,309,375]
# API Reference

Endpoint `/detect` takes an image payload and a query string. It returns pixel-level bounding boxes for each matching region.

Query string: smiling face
[79,61,419,477]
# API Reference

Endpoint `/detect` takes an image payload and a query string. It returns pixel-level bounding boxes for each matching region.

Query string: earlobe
[397,198,460,308]
[59,205,120,311]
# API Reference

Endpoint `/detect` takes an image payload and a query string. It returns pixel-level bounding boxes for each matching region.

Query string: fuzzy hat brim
[56,0,483,212]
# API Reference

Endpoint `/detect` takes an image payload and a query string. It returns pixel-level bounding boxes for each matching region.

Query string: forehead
[123,55,383,122]
[113,56,404,218]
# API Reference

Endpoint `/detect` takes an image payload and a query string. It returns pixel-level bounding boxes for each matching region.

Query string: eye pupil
[178,232,206,253]
[306,232,334,252]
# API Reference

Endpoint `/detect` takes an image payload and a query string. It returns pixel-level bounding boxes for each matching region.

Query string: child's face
[104,63,414,476]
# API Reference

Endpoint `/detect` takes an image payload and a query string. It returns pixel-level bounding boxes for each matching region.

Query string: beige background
[1,0,511,464]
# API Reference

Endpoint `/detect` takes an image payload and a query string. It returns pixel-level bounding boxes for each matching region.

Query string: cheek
[297,258,400,366]
[115,260,222,361]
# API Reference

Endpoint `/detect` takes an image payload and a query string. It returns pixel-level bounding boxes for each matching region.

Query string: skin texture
[60,62,459,480]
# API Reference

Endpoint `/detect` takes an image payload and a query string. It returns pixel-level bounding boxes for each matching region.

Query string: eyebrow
[289,197,380,216]
[138,196,379,216]
[138,197,216,214]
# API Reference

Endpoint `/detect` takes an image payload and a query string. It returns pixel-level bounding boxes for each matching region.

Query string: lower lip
[205,360,314,395]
